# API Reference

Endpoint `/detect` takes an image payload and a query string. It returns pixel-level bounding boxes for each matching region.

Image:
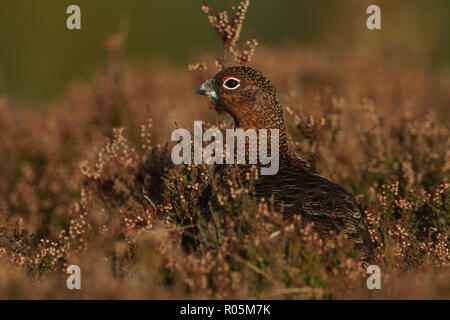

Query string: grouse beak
[196,79,215,97]
[196,79,224,111]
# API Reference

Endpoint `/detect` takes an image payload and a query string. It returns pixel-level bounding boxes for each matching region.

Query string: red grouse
[196,66,374,263]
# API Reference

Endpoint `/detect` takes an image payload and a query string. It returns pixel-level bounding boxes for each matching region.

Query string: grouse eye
[222,77,241,90]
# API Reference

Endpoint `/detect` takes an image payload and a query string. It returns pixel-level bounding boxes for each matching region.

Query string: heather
[0,2,449,299]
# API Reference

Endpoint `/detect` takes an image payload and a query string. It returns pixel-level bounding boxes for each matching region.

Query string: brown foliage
[0,1,448,299]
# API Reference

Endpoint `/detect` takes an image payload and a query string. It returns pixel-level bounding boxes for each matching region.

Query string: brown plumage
[196,66,374,263]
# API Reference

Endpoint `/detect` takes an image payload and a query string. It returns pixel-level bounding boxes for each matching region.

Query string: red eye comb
[222,76,239,82]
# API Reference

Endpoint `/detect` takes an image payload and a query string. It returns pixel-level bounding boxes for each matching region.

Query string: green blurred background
[0,0,449,103]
